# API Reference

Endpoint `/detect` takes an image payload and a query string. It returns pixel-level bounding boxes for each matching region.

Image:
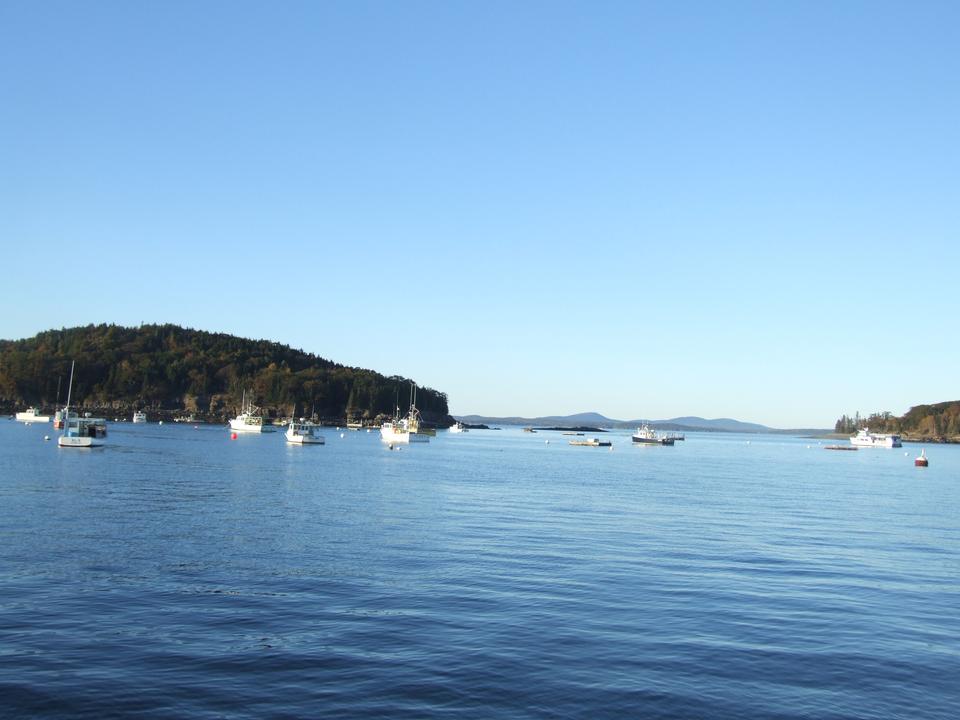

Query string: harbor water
[1,421,958,718]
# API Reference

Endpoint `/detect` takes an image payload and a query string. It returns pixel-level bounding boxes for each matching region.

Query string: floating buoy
[545,439,550,444]
[340,433,345,438]
[44,435,50,441]
[194,425,199,429]
[915,449,928,467]
[904,451,909,456]
[159,420,163,426]
[231,432,238,440]
[388,443,394,450]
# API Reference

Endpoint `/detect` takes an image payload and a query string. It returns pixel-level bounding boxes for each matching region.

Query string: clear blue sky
[2,1,957,428]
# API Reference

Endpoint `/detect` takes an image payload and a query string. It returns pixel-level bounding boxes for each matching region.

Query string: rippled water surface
[2,420,958,718]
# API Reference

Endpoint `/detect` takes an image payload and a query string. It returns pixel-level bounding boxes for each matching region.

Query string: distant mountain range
[456,412,821,434]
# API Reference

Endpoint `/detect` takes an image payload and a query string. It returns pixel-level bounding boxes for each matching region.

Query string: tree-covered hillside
[835,401,960,441]
[0,324,449,423]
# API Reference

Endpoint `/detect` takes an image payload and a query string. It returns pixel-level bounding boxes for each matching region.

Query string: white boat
[850,428,901,448]
[132,410,147,423]
[380,383,431,444]
[16,407,50,423]
[229,391,275,433]
[59,414,108,447]
[632,423,675,446]
[58,361,107,448]
[286,418,325,444]
[448,421,468,433]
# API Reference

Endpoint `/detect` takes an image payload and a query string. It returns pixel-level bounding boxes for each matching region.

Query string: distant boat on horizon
[632,424,675,446]
[850,428,901,448]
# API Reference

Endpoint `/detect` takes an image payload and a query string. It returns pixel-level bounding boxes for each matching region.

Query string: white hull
[286,433,325,444]
[58,435,105,448]
[850,429,901,448]
[380,425,430,444]
[229,418,275,433]
[286,422,325,444]
[850,437,900,448]
[132,412,147,423]
[16,409,50,423]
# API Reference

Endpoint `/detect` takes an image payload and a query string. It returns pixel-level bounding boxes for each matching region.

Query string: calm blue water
[1,420,958,719]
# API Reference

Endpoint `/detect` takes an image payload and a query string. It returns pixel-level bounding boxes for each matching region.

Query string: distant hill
[457,412,779,433]
[650,416,773,433]
[0,324,450,423]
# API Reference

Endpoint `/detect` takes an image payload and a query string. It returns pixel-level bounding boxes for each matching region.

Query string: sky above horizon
[2,1,958,428]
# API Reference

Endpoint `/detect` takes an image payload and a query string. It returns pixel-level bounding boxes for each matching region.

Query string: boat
[132,410,147,423]
[380,383,431,444]
[346,419,363,430]
[448,421,469,433]
[15,407,50,423]
[229,391,275,433]
[174,413,197,423]
[850,428,901,448]
[58,361,107,448]
[286,418,325,445]
[632,423,675,446]
[569,437,611,447]
[53,408,65,429]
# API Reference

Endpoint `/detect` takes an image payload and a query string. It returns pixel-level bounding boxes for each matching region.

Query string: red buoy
[231,432,238,440]
[915,449,928,467]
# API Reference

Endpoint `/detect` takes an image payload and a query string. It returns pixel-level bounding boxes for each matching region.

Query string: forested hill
[835,401,960,442]
[0,324,450,423]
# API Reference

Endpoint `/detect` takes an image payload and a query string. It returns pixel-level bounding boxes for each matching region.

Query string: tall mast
[64,361,75,423]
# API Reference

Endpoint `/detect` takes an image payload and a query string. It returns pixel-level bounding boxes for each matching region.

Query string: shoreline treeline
[0,324,450,424]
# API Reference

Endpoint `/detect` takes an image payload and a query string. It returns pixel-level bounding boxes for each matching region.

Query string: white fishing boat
[632,423,675,446]
[448,421,468,433]
[58,361,107,448]
[850,428,901,448]
[229,391,275,433]
[286,418,325,445]
[16,407,50,423]
[132,410,147,423]
[380,383,431,444]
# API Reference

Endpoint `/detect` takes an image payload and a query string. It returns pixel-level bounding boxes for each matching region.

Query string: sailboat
[380,382,431,444]
[58,361,107,448]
